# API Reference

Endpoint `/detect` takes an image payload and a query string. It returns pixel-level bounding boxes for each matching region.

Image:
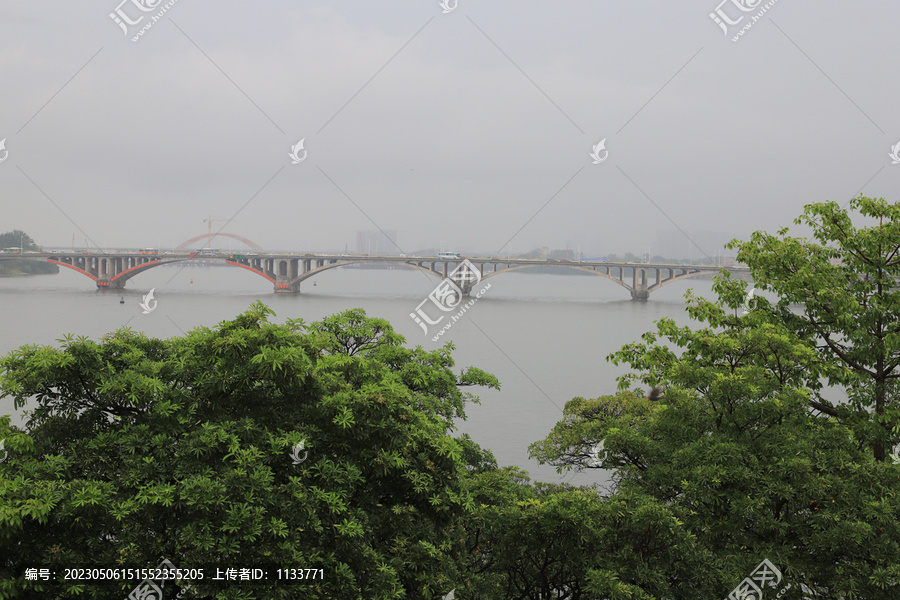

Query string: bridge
[0,251,750,300]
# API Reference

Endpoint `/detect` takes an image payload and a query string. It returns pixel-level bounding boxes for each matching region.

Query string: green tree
[461,466,710,600]
[518,247,549,260]
[0,230,57,275]
[0,231,36,251]
[725,195,900,461]
[0,303,498,599]
[547,249,576,260]
[533,300,900,596]
[530,264,900,596]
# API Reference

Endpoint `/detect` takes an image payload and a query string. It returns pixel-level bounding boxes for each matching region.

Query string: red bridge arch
[177,233,264,252]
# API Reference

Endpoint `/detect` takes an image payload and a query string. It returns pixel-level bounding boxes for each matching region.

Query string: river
[0,263,723,486]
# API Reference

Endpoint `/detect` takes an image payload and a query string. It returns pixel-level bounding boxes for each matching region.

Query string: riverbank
[0,262,59,276]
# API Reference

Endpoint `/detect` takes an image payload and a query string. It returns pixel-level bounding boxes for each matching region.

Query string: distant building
[356,230,398,256]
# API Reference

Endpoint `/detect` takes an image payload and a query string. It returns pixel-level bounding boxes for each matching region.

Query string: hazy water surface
[0,264,720,485]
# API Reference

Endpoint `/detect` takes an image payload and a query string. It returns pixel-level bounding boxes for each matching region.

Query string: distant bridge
[0,251,750,300]
[175,233,264,252]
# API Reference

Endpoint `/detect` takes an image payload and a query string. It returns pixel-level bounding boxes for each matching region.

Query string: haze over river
[1,264,732,486]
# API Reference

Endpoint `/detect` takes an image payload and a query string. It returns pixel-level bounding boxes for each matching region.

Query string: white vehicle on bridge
[437,252,461,259]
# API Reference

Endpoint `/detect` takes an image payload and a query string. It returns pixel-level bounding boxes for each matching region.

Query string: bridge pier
[274,277,300,293]
[451,261,479,298]
[632,267,649,300]
[96,278,126,290]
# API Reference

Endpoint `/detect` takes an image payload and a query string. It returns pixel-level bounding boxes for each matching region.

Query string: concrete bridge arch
[468,261,715,300]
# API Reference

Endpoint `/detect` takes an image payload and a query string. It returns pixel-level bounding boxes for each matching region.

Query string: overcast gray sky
[1,0,898,258]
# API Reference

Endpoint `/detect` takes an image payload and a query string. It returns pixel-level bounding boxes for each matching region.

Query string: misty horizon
[2,1,898,264]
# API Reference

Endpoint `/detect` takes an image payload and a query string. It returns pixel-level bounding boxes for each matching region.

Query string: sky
[1,0,898,259]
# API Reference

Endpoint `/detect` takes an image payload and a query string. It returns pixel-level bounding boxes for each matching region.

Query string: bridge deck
[0,252,749,299]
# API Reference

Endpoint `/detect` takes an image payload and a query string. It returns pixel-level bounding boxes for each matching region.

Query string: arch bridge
[176,233,264,252]
[0,251,749,300]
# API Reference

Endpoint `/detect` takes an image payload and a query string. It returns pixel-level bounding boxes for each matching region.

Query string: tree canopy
[529,196,900,598]
[0,303,498,599]
[0,230,57,275]
[0,231,37,251]
[725,195,900,461]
